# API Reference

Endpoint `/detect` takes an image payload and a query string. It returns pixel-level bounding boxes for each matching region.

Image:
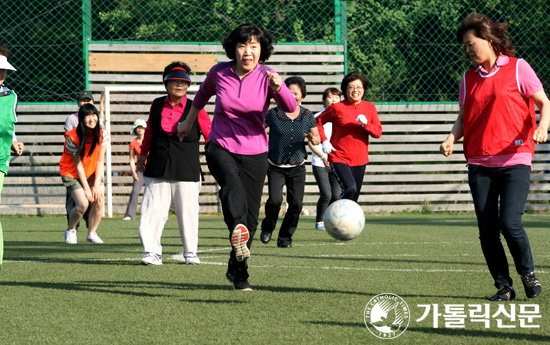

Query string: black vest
[144,96,202,181]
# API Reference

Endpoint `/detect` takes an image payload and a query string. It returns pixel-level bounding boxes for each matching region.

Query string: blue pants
[332,162,366,202]
[468,164,535,288]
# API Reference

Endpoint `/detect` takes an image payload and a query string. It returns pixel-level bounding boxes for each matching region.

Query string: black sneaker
[490,285,516,301]
[225,271,235,284]
[233,280,253,291]
[260,229,272,244]
[521,272,542,298]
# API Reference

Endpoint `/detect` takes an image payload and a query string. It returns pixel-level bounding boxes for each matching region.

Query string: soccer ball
[323,199,365,241]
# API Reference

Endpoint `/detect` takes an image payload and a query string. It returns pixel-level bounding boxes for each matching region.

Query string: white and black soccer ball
[323,199,365,241]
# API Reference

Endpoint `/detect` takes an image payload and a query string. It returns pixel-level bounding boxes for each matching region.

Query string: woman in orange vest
[60,103,108,244]
[440,13,550,301]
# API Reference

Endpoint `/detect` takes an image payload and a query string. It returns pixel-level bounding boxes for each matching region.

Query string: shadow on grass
[3,240,142,258]
[0,279,495,301]
[183,299,247,304]
[303,322,550,342]
[305,320,364,328]
[365,215,476,228]
[0,280,245,303]
[405,326,550,342]
[0,279,373,297]
[365,214,550,231]
[253,253,489,267]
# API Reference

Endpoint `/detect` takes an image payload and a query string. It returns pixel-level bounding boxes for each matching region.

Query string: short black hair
[162,61,192,85]
[341,72,370,100]
[222,23,276,62]
[0,42,11,59]
[284,76,307,99]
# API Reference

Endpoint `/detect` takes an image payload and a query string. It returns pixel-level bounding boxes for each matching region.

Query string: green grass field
[0,213,548,344]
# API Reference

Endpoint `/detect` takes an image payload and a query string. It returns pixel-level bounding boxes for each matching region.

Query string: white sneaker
[184,253,201,265]
[141,252,162,265]
[315,221,325,230]
[231,224,250,262]
[64,229,77,244]
[86,232,104,244]
[122,217,131,220]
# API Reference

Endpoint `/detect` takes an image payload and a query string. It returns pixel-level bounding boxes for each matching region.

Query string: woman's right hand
[132,172,139,181]
[177,120,192,141]
[322,155,330,168]
[439,140,454,157]
[322,141,336,154]
[136,156,147,172]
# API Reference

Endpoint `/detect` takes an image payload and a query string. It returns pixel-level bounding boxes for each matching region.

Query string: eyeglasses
[347,86,364,91]
[168,80,189,86]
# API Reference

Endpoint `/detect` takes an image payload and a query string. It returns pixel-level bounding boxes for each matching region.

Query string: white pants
[138,176,201,256]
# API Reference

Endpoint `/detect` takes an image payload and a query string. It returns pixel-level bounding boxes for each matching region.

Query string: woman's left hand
[91,185,104,204]
[11,141,24,155]
[533,127,549,144]
[305,132,320,145]
[266,71,282,92]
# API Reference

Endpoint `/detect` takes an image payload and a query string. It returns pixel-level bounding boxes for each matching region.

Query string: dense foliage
[1,0,548,102]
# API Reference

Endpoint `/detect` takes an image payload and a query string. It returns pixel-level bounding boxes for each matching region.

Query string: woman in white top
[308,87,342,229]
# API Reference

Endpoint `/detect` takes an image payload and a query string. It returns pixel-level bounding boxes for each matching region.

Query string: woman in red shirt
[60,104,107,244]
[123,119,146,220]
[316,72,382,202]
[440,13,550,301]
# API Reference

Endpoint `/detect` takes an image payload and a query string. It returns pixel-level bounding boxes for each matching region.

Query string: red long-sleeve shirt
[316,99,382,166]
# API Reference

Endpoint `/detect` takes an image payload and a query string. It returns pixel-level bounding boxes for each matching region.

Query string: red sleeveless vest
[462,57,536,158]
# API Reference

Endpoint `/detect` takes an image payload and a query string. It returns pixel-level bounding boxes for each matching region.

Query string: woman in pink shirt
[136,61,211,266]
[440,13,550,301]
[177,23,296,291]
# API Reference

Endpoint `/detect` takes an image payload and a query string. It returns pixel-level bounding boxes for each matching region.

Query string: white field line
[183,261,550,274]
[170,241,484,255]
[5,254,550,275]
[4,241,549,274]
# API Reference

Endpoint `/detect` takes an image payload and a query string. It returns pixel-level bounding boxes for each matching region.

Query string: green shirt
[0,90,17,174]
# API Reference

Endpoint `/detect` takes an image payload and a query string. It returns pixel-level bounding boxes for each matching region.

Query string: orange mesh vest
[59,128,103,178]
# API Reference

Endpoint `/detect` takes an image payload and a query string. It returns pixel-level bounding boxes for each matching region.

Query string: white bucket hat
[131,119,147,135]
[0,55,16,71]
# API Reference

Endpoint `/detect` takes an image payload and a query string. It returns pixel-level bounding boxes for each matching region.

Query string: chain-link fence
[346,0,550,102]
[1,1,549,103]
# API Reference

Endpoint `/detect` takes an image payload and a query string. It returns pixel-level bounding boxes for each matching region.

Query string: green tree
[1,0,84,102]
[345,0,550,102]
[94,0,335,43]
